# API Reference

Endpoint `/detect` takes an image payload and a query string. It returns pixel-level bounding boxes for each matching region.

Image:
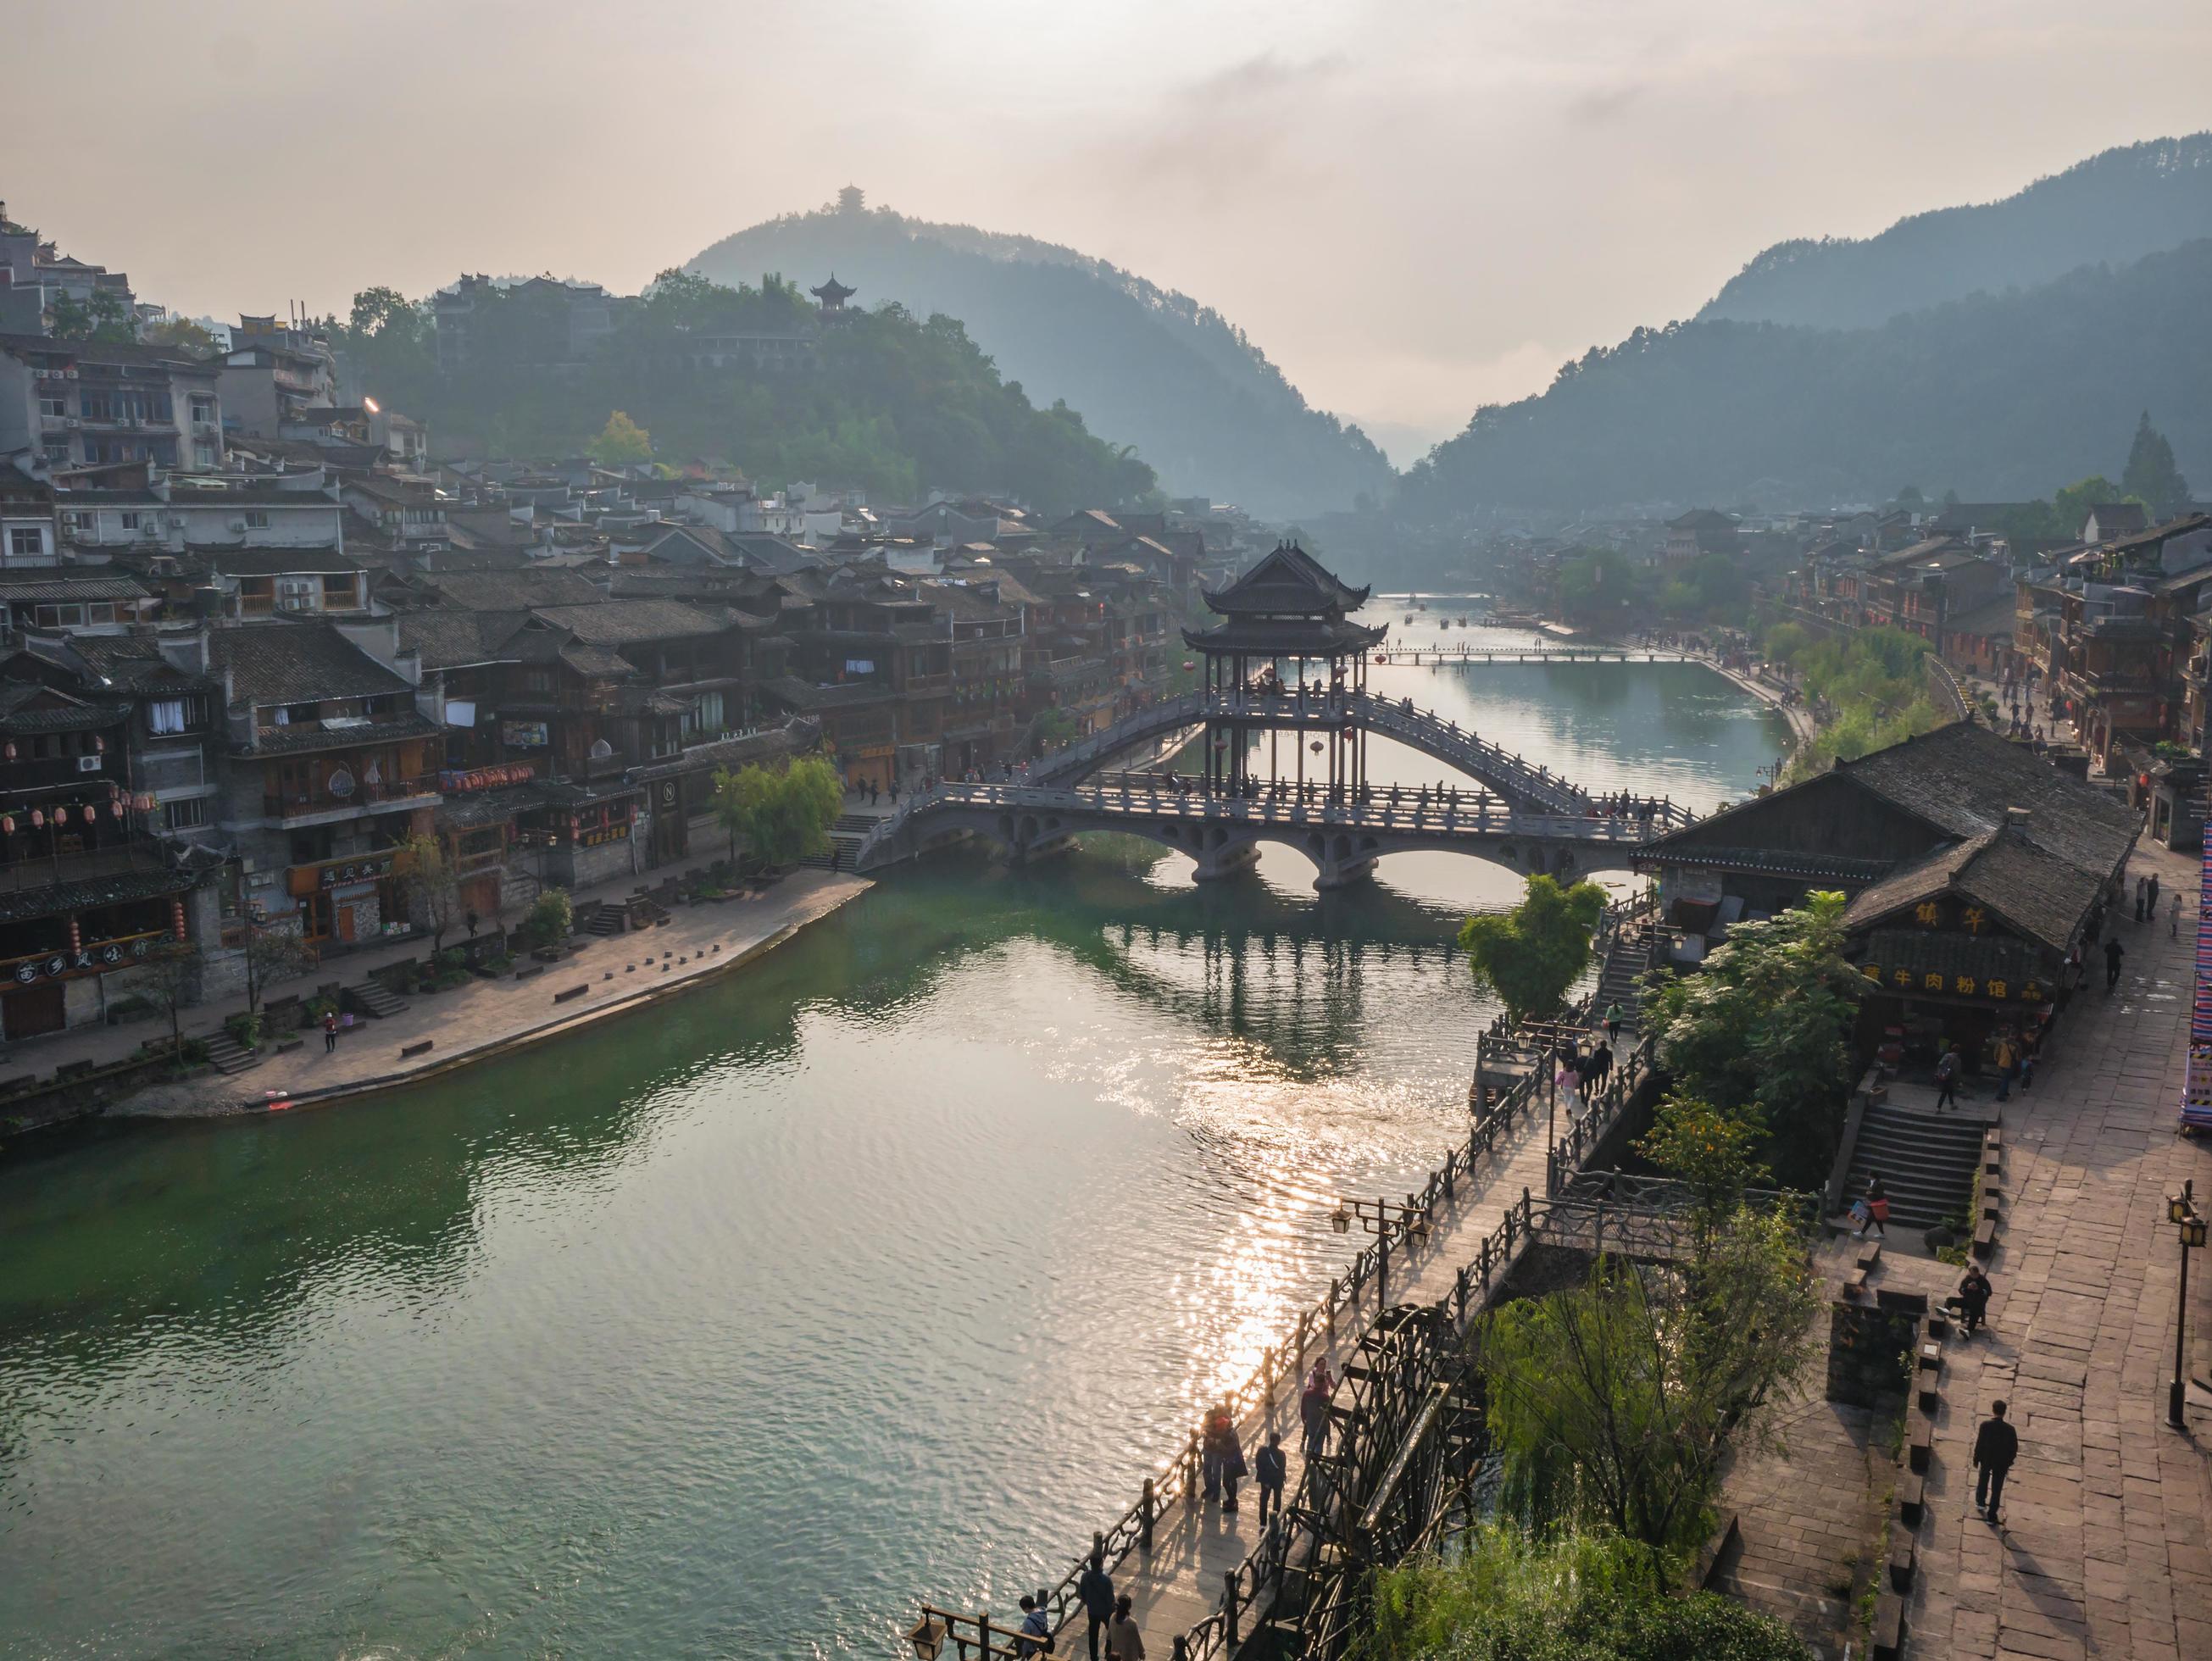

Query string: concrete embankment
[105,869,871,1121]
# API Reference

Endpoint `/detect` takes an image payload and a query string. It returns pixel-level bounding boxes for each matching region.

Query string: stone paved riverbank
[36,868,870,1121]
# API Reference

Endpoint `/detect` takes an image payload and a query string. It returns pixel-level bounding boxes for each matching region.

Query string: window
[62,512,92,534]
[244,511,270,530]
[120,512,142,531]
[8,528,43,559]
[147,698,190,736]
[190,396,216,426]
[194,441,216,469]
[31,603,86,628]
[37,396,65,418]
[163,797,207,831]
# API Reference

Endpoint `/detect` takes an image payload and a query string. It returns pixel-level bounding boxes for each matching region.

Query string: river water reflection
[0,617,1788,1655]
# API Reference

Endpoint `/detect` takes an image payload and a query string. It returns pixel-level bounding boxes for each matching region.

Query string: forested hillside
[687,196,1394,518]
[1398,240,2212,514]
[335,273,1156,513]
[1700,134,2212,330]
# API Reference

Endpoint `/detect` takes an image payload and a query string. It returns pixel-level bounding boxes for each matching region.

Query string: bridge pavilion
[1183,542,1387,803]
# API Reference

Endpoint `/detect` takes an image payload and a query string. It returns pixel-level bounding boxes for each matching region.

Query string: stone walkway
[1906,838,2212,1661]
[97,868,870,1118]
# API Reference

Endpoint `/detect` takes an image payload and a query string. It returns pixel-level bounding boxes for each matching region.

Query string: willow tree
[710,757,843,867]
[1479,1206,1818,1571]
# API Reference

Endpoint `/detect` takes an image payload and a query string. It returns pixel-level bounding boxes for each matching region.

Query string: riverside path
[1905,837,2212,1661]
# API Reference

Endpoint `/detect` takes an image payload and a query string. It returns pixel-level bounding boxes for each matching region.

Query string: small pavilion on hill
[1181,542,1387,801]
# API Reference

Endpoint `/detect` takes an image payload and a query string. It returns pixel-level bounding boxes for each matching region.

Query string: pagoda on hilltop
[810,274,857,318]
[1181,542,1387,802]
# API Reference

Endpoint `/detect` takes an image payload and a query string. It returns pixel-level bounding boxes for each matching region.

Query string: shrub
[520,890,573,947]
[1373,1527,1812,1659]
[223,1011,263,1049]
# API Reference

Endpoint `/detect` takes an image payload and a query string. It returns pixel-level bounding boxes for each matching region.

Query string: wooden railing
[955,897,1665,1653]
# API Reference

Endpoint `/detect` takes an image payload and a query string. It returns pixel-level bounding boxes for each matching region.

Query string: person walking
[323,1009,339,1054]
[1105,1595,1146,1660]
[2105,935,2126,992]
[2148,873,2160,918]
[2173,892,2186,939]
[1934,1042,1963,1112]
[1201,1402,1247,1510]
[1855,1175,1889,1239]
[1300,1358,1335,1457]
[1972,1400,2019,1524]
[465,908,480,938]
[1254,1430,1287,1527]
[1075,1551,1114,1661]
[1955,1264,1993,1335]
[1585,1038,1613,1096]
[2134,876,2147,923]
[1604,1001,1624,1044]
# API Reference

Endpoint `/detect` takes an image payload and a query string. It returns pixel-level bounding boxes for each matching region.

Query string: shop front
[0,903,183,1042]
[286,848,404,947]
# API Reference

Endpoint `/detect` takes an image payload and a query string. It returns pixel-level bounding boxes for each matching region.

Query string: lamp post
[2168,1180,2208,1429]
[1331,1194,1430,1306]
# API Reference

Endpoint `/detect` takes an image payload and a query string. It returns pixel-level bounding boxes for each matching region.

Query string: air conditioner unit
[227,519,247,532]
[64,417,79,429]
[75,754,102,773]
[65,369,78,380]
[140,523,160,538]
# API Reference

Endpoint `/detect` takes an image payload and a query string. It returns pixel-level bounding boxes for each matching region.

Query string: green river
[0,621,1789,1656]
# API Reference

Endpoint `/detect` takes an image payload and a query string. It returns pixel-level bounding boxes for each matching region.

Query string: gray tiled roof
[208,622,412,708]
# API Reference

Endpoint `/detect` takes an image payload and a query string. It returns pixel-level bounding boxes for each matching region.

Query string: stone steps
[201,1030,263,1075]
[1845,1102,1987,1232]
[342,980,409,1021]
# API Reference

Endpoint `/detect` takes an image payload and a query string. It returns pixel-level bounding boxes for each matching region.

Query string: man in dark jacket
[1075,1550,1115,1661]
[1973,1400,2019,1523]
[1254,1430,1288,1526]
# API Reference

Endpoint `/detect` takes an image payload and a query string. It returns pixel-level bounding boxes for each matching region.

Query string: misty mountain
[1699,133,2212,331]
[686,197,1394,518]
[1400,238,2212,515]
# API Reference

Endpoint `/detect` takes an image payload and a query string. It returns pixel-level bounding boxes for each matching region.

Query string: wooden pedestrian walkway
[912,1073,1567,1658]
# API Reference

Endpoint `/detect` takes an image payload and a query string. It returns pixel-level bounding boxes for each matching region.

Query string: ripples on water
[0,614,1789,1655]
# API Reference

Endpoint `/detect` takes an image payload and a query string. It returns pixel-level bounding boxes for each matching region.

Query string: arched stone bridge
[1029,687,1603,814]
[849,780,1687,890]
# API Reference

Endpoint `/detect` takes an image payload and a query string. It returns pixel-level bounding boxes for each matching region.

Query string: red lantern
[3,742,14,761]
[93,735,105,753]
[31,809,44,830]
[51,806,66,826]
[109,801,123,819]
[2,816,14,835]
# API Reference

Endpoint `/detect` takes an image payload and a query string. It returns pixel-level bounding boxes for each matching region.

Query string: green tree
[239,915,315,1019]
[2051,474,2129,540]
[349,286,420,338]
[1459,874,1608,1025]
[1480,1206,1819,1568]
[2123,410,2192,519]
[141,315,220,358]
[1372,1526,1812,1660]
[398,831,460,953]
[588,409,653,464]
[521,888,573,948]
[1640,892,1860,1186]
[710,757,843,867]
[47,288,136,343]
[1638,1093,1770,1258]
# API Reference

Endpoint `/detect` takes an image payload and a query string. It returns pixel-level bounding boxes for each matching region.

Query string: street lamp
[906,1614,947,1660]
[2169,1180,2208,1428]
[1334,1195,1428,1305]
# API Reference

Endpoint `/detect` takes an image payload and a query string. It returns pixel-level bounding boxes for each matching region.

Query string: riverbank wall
[1,869,870,1137]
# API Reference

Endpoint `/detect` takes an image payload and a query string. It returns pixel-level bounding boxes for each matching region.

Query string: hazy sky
[13,1,2209,461]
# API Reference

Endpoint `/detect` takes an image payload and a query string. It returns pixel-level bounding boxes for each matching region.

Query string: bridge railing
[855,781,1680,871]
